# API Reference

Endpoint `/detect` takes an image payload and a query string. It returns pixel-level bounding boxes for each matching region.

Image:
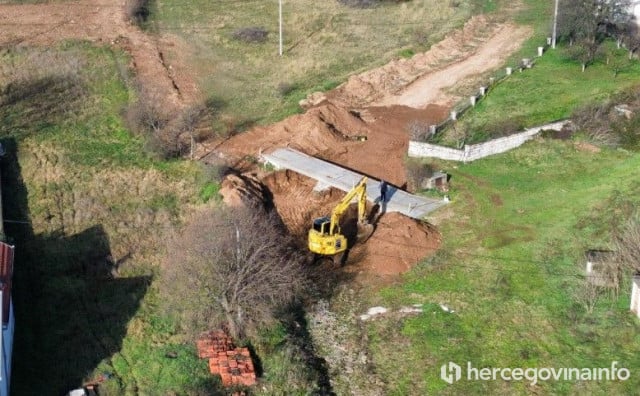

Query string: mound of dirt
[349,212,441,276]
[219,173,269,208]
[262,170,342,238]
[210,102,448,188]
[261,170,441,277]
[216,102,370,162]
[324,15,532,109]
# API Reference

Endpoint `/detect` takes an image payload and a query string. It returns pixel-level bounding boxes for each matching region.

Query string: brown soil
[262,170,440,277]
[0,1,532,278]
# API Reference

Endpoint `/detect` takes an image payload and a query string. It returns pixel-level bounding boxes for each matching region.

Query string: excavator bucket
[356,221,374,242]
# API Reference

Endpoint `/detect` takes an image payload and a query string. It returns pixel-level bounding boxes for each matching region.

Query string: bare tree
[161,206,309,340]
[568,37,603,72]
[175,104,208,160]
[558,0,632,70]
[575,278,602,314]
[614,212,640,275]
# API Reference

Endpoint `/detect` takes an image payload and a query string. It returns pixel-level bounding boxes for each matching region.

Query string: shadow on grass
[1,138,150,395]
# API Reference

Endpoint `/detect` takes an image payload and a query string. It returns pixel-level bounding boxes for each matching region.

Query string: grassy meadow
[451,43,640,143]
[153,0,486,127]
[0,44,220,394]
[369,141,640,394]
[358,1,640,393]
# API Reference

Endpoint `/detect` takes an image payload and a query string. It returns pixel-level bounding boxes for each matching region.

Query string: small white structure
[631,275,640,319]
[423,171,449,192]
[632,2,640,26]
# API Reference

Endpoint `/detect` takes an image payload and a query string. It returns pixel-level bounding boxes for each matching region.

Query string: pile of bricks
[196,330,257,387]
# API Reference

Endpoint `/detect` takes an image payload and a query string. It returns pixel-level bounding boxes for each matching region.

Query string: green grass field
[370,141,640,394]
[153,0,486,127]
[0,44,219,394]
[454,43,640,143]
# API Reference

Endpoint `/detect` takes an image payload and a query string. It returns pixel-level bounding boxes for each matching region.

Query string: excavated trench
[221,169,441,279]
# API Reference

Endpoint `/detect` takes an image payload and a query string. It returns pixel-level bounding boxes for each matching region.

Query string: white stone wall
[408,120,569,162]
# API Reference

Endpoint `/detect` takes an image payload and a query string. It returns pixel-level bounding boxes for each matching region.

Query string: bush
[398,48,415,59]
[232,27,269,43]
[405,159,435,192]
[406,120,432,141]
[125,0,154,28]
[277,82,297,98]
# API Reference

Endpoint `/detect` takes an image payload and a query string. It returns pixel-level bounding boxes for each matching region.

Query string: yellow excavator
[308,177,375,256]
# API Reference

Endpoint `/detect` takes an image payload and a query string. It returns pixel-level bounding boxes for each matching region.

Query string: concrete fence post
[538,46,544,56]
[631,275,640,318]
[479,86,487,96]
[470,96,476,106]
[450,111,457,121]
[429,125,437,135]
[506,67,512,75]
[547,37,552,45]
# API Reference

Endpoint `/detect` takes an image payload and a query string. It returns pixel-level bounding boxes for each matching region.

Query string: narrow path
[374,24,532,108]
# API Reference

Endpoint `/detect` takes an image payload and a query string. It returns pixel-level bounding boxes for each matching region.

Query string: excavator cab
[312,216,332,233]
[308,177,374,257]
[309,216,348,256]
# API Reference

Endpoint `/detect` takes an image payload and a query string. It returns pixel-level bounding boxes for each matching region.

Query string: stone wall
[408,120,569,162]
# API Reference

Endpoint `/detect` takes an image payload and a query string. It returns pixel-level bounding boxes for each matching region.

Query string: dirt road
[374,23,532,108]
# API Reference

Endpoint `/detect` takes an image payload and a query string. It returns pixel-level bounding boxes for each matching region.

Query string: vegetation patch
[232,26,269,44]
[153,0,479,125]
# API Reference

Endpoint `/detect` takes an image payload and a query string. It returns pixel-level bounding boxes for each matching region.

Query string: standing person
[380,180,388,203]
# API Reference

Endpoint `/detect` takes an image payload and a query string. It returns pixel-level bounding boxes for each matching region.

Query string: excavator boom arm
[328,177,368,235]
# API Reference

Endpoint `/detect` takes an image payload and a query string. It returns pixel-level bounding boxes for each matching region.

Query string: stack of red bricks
[196,330,257,387]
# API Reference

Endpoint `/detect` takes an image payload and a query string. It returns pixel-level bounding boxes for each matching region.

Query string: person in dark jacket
[380,180,388,203]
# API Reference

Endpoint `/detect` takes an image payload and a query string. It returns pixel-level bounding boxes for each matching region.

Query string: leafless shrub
[174,104,213,159]
[161,206,309,340]
[575,278,602,314]
[405,159,434,192]
[124,85,178,157]
[413,27,431,46]
[338,0,377,7]
[444,122,469,148]
[406,120,433,141]
[277,82,296,98]
[572,103,621,147]
[125,85,216,159]
[232,27,269,43]
[614,212,640,274]
[125,0,152,26]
